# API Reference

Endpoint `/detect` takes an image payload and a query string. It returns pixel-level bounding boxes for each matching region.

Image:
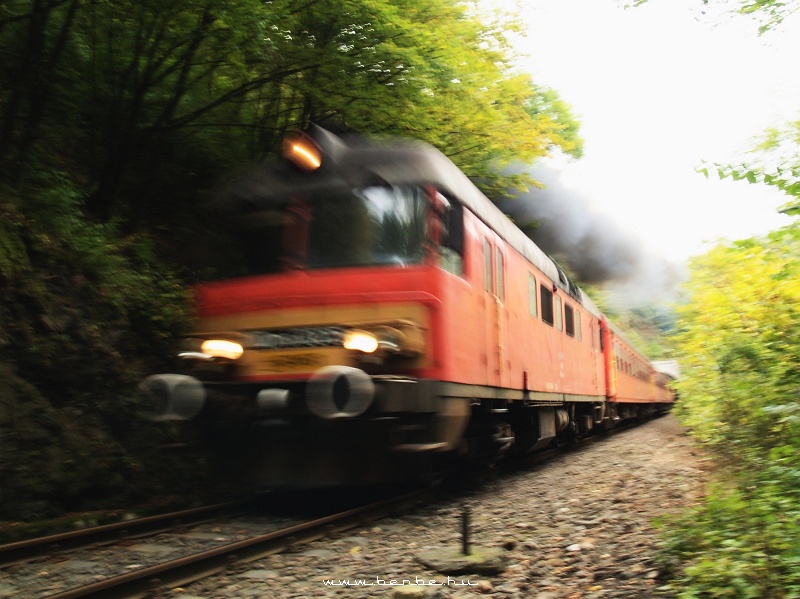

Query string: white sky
[507,0,800,263]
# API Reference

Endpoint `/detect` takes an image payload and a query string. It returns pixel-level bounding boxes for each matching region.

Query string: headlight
[200,339,244,360]
[342,330,379,353]
[281,132,322,171]
[342,324,423,356]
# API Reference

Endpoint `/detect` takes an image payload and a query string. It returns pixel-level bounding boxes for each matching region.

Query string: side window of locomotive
[528,274,537,317]
[483,239,492,292]
[554,295,563,331]
[495,248,505,300]
[565,303,575,337]
[540,284,554,326]
[575,311,582,341]
[436,194,464,277]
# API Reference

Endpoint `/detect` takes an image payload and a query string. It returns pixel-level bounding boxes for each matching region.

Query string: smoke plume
[496,162,682,308]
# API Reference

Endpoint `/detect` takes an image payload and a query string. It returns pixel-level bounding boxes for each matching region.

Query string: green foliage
[699,119,800,216]
[738,0,799,33]
[1,0,579,224]
[662,464,800,598]
[524,84,585,159]
[0,170,193,518]
[671,225,800,450]
[662,224,800,597]
[0,195,31,280]
[624,0,799,33]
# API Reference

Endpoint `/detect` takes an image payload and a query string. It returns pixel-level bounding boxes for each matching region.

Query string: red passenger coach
[142,126,675,488]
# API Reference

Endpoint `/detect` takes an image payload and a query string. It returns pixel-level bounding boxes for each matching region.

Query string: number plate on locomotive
[258,351,324,373]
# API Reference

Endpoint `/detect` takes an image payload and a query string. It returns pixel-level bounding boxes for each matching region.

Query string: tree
[1,0,580,224]
[248,0,578,196]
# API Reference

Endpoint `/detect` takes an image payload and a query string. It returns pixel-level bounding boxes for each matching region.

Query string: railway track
[0,501,252,568]
[1,490,429,599]
[1,419,651,599]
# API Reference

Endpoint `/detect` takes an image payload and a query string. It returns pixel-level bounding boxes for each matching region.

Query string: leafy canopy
[0,0,582,223]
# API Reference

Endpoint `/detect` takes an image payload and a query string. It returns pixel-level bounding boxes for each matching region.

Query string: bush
[662,225,800,598]
[0,174,195,519]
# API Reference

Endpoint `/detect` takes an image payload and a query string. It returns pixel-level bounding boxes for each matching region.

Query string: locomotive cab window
[306,185,427,268]
[215,184,430,277]
[434,192,464,277]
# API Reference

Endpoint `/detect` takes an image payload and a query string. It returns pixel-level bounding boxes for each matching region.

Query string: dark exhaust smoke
[496,162,682,307]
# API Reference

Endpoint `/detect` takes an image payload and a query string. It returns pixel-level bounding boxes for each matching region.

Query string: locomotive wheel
[555,421,580,449]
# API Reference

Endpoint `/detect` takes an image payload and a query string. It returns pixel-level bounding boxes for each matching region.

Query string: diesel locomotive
[142,126,674,487]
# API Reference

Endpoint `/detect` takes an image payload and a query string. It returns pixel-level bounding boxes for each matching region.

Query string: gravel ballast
[179,414,708,599]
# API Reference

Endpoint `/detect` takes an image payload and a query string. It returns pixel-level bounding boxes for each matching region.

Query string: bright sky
[508,0,800,263]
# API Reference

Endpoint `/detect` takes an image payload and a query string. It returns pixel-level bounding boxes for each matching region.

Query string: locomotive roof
[214,134,603,319]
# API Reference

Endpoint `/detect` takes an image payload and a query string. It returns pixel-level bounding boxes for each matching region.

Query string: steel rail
[41,489,427,599]
[4,417,655,598]
[0,501,250,567]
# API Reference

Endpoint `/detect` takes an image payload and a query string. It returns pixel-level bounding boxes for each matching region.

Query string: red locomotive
[142,126,674,487]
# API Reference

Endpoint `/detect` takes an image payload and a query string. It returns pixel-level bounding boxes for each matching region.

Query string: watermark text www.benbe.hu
[323,576,478,587]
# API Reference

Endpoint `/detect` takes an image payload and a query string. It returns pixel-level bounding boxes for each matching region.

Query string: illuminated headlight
[342,326,410,355]
[200,339,244,360]
[343,330,379,353]
[281,132,322,171]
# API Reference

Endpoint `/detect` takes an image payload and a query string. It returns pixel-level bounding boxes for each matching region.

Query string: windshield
[228,185,429,277]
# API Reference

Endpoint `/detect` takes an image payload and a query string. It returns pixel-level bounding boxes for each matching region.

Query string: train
[141,126,675,488]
